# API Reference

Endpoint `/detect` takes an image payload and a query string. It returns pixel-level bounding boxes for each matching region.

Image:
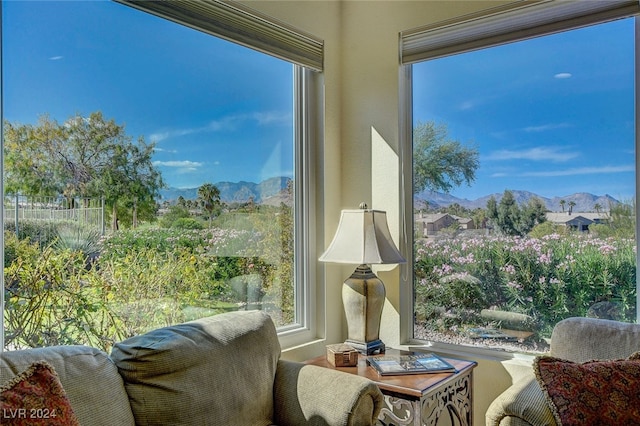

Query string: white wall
[241,2,523,424]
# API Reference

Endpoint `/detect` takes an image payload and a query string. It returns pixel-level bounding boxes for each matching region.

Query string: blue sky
[413,17,635,201]
[2,2,636,199]
[2,0,294,189]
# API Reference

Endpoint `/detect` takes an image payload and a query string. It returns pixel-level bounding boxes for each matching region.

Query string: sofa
[0,310,384,425]
[486,317,640,426]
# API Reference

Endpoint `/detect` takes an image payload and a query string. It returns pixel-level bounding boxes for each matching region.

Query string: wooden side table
[305,349,477,426]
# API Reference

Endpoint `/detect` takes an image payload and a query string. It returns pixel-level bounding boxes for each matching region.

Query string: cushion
[0,361,79,425]
[0,345,136,425]
[534,353,640,426]
[111,310,281,426]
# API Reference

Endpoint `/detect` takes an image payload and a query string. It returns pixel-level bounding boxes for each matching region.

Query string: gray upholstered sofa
[486,317,640,426]
[0,310,383,425]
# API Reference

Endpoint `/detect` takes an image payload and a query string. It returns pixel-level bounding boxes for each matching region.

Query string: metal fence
[4,194,105,235]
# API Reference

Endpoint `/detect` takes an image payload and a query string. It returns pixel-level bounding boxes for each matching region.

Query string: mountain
[415,189,620,212]
[161,180,620,212]
[159,177,291,204]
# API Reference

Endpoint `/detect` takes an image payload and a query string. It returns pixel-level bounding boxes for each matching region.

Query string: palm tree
[197,183,221,228]
[568,201,576,215]
[594,203,602,215]
[559,199,566,212]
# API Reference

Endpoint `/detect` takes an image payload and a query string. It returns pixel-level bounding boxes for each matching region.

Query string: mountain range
[160,177,621,213]
[415,189,621,212]
[159,177,291,205]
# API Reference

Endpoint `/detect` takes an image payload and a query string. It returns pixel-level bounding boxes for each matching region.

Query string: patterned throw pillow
[0,361,80,426]
[534,353,640,426]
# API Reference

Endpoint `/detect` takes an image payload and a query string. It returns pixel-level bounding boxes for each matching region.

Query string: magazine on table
[367,352,456,376]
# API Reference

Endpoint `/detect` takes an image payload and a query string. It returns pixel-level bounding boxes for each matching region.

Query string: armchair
[486,317,640,426]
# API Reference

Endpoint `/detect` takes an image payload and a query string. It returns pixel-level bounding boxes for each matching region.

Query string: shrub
[53,223,102,265]
[4,239,124,351]
[415,233,636,339]
[171,217,204,230]
[4,209,295,350]
[4,220,61,248]
[158,205,190,228]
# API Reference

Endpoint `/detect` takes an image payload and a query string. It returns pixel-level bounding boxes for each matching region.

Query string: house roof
[415,213,451,223]
[546,212,607,224]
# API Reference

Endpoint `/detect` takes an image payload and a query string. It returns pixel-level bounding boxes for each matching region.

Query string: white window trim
[279,66,324,349]
[399,1,640,360]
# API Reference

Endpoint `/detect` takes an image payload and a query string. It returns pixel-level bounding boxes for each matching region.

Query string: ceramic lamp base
[342,264,386,355]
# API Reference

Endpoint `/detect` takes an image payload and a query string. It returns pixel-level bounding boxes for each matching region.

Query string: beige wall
[241,2,522,424]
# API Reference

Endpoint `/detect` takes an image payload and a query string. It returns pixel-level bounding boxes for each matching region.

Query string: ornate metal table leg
[378,395,419,426]
[378,370,473,426]
[420,371,473,426]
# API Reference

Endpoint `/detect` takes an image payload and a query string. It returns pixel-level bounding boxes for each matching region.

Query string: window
[1,1,322,351]
[402,2,638,354]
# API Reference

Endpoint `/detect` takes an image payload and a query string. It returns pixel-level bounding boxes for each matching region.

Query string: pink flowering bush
[415,233,636,340]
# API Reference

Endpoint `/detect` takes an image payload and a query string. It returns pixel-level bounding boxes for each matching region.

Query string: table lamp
[319,203,406,354]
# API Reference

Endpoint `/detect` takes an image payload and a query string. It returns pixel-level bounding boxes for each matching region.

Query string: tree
[4,115,66,196]
[4,112,164,230]
[413,121,479,194]
[471,207,488,230]
[444,202,469,217]
[487,191,519,236]
[487,190,547,236]
[590,199,635,239]
[197,183,221,228]
[97,139,164,230]
[518,197,547,235]
[559,199,566,212]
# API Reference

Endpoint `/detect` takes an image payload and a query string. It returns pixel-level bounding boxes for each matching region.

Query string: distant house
[545,212,608,232]
[453,215,475,230]
[415,213,475,236]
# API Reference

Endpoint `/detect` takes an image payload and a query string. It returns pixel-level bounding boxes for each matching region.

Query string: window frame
[399,4,640,359]
[279,65,324,348]
[0,0,324,351]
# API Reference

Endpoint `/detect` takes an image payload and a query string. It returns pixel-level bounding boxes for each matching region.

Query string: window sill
[402,339,537,364]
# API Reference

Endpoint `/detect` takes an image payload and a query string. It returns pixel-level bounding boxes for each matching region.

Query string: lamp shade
[319,209,406,265]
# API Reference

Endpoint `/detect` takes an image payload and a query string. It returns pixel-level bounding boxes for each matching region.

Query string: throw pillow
[534,353,640,426]
[0,361,80,426]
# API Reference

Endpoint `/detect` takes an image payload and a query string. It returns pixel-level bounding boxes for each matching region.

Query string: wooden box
[326,343,358,367]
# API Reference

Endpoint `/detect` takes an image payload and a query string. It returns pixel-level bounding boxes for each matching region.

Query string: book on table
[367,352,456,376]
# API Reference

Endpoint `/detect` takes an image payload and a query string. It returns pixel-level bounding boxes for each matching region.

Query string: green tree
[4,112,164,230]
[96,137,164,230]
[197,183,221,228]
[487,190,547,236]
[444,202,469,217]
[590,199,636,239]
[518,197,547,235]
[4,115,66,196]
[471,208,487,230]
[413,121,479,194]
[488,191,519,236]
